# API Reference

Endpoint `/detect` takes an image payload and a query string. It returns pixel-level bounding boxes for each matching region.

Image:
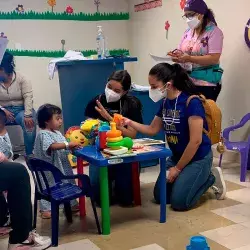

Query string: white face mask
[149,87,167,103]
[186,16,201,30]
[105,86,121,103]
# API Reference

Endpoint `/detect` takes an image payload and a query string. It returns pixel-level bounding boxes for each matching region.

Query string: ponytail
[200,9,217,34]
[149,63,198,96]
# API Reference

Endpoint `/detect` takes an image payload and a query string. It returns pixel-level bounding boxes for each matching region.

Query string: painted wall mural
[0,0,129,21]
[134,0,162,12]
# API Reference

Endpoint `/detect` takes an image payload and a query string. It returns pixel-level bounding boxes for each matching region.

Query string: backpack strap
[186,95,209,136]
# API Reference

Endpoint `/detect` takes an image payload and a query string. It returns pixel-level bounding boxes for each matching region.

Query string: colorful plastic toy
[65,126,89,168]
[113,113,123,124]
[80,119,100,140]
[106,122,133,150]
[186,236,210,250]
[98,122,110,150]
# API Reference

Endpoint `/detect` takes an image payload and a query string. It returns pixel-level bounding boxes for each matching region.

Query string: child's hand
[69,142,81,150]
[0,152,8,163]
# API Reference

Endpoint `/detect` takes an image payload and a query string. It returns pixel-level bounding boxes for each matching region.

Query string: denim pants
[154,151,215,211]
[5,106,36,155]
[89,163,133,206]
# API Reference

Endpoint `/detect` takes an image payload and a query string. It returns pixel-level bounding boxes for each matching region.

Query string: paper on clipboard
[0,38,9,64]
[150,54,173,63]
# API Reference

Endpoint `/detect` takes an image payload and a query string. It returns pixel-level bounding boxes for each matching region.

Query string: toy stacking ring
[107,141,124,148]
[106,136,123,143]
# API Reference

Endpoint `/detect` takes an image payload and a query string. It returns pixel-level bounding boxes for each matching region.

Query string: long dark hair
[149,63,197,96]
[108,70,131,91]
[0,52,15,75]
[107,70,142,117]
[200,8,216,34]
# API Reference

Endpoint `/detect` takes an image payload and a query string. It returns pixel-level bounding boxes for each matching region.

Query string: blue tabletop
[74,146,172,167]
[56,57,138,67]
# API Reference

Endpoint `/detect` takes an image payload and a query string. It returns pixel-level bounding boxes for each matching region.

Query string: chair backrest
[25,157,64,196]
[223,113,250,141]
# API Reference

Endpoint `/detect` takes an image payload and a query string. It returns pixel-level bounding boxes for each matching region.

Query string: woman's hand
[95,100,113,122]
[119,117,131,127]
[167,167,180,183]
[3,109,15,122]
[24,117,34,130]
[172,54,191,64]
[167,49,183,58]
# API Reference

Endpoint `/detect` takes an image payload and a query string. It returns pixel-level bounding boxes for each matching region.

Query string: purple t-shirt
[178,23,224,86]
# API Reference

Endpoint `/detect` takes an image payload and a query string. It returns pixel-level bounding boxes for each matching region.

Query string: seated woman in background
[168,0,224,101]
[85,70,143,206]
[120,63,226,211]
[0,52,36,155]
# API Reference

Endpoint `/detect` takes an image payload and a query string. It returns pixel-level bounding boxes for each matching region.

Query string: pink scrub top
[178,23,224,86]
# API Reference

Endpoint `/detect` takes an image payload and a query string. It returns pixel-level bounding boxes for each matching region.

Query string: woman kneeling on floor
[120,63,226,211]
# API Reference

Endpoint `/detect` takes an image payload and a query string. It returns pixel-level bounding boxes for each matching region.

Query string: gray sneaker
[211,167,226,200]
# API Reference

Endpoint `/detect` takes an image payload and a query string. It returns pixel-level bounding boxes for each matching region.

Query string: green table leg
[99,166,110,235]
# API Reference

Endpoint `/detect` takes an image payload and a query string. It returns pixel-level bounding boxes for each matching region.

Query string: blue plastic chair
[219,113,250,182]
[26,157,101,246]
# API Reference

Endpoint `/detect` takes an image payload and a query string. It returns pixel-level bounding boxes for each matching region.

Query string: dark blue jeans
[154,151,214,211]
[5,106,36,155]
[89,163,133,206]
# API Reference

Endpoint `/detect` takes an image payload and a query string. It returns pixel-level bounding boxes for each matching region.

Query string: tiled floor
[1,158,250,249]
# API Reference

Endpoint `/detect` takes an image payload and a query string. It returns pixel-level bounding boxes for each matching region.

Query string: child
[0,109,13,161]
[34,104,81,219]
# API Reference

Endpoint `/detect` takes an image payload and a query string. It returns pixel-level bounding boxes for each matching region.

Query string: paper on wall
[0,38,9,64]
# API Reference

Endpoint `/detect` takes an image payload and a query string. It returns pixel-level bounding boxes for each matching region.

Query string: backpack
[186,95,222,145]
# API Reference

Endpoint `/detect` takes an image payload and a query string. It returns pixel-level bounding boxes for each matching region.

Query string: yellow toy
[65,126,89,168]
[80,119,100,139]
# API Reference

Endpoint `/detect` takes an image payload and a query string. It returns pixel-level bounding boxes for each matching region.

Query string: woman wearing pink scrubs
[169,0,224,101]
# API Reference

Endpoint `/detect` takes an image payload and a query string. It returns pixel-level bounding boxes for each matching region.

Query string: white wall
[128,0,250,140]
[0,0,129,109]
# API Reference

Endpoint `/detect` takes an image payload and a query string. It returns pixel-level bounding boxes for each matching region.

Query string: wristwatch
[64,141,69,150]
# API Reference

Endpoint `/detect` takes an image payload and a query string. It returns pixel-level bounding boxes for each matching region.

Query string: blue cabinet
[57,57,137,130]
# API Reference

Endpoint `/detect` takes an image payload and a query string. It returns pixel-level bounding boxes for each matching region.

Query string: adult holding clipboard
[168,0,224,101]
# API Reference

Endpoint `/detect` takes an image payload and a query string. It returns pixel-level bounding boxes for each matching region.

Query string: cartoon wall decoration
[0,1,129,21]
[165,21,170,39]
[180,0,186,10]
[6,49,129,58]
[15,5,25,13]
[94,0,101,13]
[134,0,162,12]
[47,0,56,12]
[245,19,250,49]
[65,6,73,14]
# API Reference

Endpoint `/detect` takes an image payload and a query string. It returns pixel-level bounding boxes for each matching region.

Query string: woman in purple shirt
[168,0,224,101]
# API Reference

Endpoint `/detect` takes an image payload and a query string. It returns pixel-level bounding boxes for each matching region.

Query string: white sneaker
[8,231,51,250]
[211,167,227,200]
